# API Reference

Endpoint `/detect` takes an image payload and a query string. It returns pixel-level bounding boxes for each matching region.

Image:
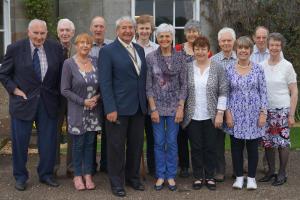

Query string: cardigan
[182,60,228,129]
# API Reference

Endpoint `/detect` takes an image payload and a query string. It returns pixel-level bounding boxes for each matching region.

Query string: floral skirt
[262,108,290,148]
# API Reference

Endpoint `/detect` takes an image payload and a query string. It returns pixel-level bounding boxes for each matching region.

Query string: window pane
[136,0,153,16]
[0,32,4,62]
[175,29,185,45]
[0,1,3,29]
[175,0,193,27]
[155,0,173,26]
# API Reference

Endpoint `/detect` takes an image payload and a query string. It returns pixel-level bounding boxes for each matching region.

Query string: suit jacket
[0,38,64,120]
[99,38,147,116]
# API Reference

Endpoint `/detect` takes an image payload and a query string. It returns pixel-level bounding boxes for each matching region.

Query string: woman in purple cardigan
[146,23,187,191]
[61,33,102,191]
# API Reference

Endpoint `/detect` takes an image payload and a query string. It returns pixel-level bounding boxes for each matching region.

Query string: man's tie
[33,48,42,81]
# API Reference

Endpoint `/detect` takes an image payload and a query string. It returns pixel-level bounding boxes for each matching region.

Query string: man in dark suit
[0,19,64,191]
[99,16,147,197]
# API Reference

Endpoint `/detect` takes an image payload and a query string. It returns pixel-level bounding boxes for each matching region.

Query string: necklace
[76,56,90,67]
[237,61,250,69]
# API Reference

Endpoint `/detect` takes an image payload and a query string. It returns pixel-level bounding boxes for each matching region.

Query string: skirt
[262,108,290,148]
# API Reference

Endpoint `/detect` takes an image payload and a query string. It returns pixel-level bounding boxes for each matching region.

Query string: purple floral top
[225,62,268,139]
[146,48,187,116]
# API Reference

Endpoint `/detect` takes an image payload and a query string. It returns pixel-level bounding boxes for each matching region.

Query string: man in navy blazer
[99,16,147,197]
[0,19,64,191]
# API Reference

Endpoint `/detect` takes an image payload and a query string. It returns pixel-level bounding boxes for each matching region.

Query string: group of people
[0,13,297,198]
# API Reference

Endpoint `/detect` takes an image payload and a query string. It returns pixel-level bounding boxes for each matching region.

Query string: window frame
[0,0,11,63]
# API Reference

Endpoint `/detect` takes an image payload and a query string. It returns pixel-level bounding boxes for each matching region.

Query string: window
[132,0,200,44]
[0,0,11,63]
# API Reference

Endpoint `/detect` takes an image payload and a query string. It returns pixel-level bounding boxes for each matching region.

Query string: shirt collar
[118,37,133,48]
[253,44,269,54]
[93,39,109,47]
[30,40,44,53]
[220,51,237,60]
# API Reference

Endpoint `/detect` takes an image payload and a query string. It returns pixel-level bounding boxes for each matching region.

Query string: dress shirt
[30,40,48,81]
[211,51,237,70]
[250,45,284,64]
[138,40,159,56]
[118,37,142,75]
[89,38,112,59]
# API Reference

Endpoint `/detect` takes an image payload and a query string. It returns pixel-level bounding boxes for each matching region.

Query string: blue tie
[33,48,41,81]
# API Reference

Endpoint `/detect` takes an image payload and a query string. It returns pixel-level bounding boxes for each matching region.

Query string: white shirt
[261,58,297,109]
[250,45,284,64]
[30,40,48,81]
[192,62,211,120]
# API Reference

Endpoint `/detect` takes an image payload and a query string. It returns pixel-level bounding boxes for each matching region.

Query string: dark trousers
[230,136,259,178]
[11,100,57,183]
[93,108,107,172]
[106,111,144,188]
[72,132,96,176]
[187,119,217,179]
[177,126,190,169]
[55,96,72,172]
[215,129,226,175]
[144,115,155,173]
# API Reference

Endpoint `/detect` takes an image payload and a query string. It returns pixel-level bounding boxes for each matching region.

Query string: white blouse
[261,58,297,109]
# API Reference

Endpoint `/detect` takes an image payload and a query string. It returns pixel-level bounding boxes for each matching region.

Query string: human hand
[13,88,27,99]
[107,111,118,123]
[214,112,224,128]
[151,111,160,123]
[84,98,97,109]
[225,110,234,128]
[175,106,184,123]
[258,113,267,127]
[288,116,295,128]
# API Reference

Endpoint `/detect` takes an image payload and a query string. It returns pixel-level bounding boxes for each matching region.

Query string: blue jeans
[72,132,96,176]
[152,116,179,179]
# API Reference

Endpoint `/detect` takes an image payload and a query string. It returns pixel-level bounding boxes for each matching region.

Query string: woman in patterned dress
[258,33,298,186]
[61,33,102,190]
[225,36,268,190]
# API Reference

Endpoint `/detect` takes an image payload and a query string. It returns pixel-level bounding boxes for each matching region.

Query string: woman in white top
[259,33,298,186]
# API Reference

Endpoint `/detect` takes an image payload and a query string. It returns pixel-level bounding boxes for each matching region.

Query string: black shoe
[179,168,189,178]
[258,174,277,182]
[272,177,287,186]
[15,181,26,191]
[205,179,216,191]
[66,170,74,178]
[168,184,177,191]
[40,177,60,187]
[112,187,126,197]
[192,180,203,190]
[126,181,145,191]
[154,183,164,191]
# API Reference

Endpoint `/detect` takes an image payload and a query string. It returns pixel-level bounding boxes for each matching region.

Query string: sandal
[205,179,216,191]
[192,179,203,190]
[84,175,96,190]
[73,176,85,191]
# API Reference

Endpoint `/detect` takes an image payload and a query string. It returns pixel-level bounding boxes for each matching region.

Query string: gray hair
[218,27,236,40]
[268,32,286,49]
[184,19,201,35]
[28,19,47,30]
[156,23,175,37]
[57,18,75,32]
[115,16,136,29]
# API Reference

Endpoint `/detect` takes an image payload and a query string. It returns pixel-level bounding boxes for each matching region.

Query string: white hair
[218,27,236,40]
[115,16,136,29]
[155,23,175,37]
[28,19,47,30]
[57,18,75,32]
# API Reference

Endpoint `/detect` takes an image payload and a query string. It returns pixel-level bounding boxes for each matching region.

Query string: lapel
[22,39,41,82]
[115,39,139,76]
[43,40,53,82]
[133,43,144,75]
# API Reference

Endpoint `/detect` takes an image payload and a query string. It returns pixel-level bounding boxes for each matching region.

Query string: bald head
[28,19,48,47]
[90,16,106,44]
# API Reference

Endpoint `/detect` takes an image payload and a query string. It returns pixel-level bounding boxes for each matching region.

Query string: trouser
[145,115,155,173]
[187,119,217,179]
[11,99,58,183]
[152,116,179,179]
[215,129,226,175]
[230,136,259,178]
[106,110,144,188]
[177,126,190,169]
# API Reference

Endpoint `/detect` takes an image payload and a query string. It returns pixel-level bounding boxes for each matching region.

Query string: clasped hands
[84,94,100,110]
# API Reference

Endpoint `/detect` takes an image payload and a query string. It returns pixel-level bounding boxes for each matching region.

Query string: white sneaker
[247,177,257,190]
[232,176,244,189]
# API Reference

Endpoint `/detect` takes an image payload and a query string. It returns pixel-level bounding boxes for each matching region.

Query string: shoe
[214,174,225,182]
[40,177,60,187]
[15,181,26,191]
[205,179,216,191]
[246,177,257,190]
[258,174,277,182]
[192,180,203,190]
[66,170,74,178]
[272,177,287,186]
[126,181,145,191]
[167,179,177,191]
[112,187,126,197]
[73,176,85,191]
[179,168,189,178]
[84,175,95,190]
[154,179,164,191]
[232,176,244,189]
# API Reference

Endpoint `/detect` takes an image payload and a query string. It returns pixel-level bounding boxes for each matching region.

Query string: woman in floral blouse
[225,36,268,190]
